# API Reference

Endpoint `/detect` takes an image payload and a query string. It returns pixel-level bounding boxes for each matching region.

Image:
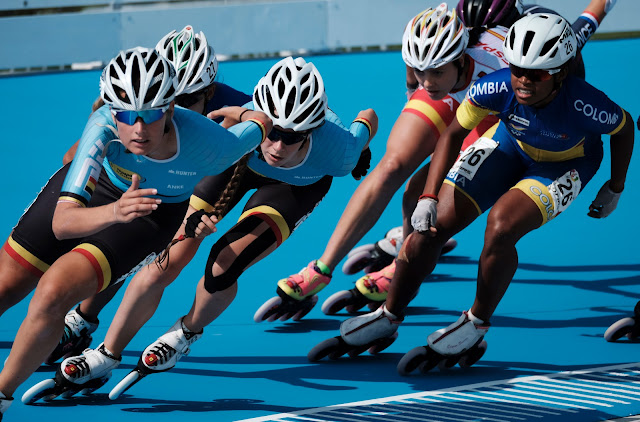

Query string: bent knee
[30,280,75,319]
[484,209,520,247]
[376,156,418,186]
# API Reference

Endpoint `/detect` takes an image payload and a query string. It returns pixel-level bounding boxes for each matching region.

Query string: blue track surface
[1,38,639,422]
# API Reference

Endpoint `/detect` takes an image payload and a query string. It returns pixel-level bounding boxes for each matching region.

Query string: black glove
[185,209,213,238]
[352,147,372,181]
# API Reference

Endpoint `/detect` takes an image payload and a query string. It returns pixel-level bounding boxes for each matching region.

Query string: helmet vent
[540,36,559,57]
[508,29,515,50]
[188,56,204,85]
[293,98,317,124]
[522,31,535,56]
[300,86,310,103]
[285,89,296,116]
[285,67,292,81]
[277,79,286,98]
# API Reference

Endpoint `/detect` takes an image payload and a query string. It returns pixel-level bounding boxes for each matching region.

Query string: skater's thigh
[383,113,439,172]
[0,244,41,312]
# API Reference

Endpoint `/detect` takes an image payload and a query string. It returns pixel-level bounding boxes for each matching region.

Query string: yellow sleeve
[456,99,493,130]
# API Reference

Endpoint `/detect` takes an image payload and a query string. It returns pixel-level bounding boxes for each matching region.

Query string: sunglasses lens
[114,109,166,125]
[509,65,552,82]
[268,128,307,145]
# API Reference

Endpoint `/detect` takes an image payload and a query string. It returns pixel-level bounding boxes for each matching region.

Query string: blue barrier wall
[1,0,638,72]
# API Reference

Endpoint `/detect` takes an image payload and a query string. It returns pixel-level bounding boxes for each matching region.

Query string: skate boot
[397,310,489,375]
[22,343,120,404]
[45,306,98,364]
[0,392,13,421]
[342,227,402,275]
[308,304,402,361]
[109,317,202,400]
[254,260,331,322]
[604,300,640,342]
[322,261,395,315]
[342,226,458,275]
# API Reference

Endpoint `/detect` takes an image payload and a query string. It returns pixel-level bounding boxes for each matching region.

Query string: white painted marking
[237,362,640,422]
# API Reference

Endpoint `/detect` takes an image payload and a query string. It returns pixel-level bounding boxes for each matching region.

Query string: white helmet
[253,57,327,132]
[503,13,577,69]
[100,47,177,110]
[155,25,218,95]
[402,3,469,70]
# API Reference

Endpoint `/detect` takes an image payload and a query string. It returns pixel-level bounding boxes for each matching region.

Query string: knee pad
[203,216,277,293]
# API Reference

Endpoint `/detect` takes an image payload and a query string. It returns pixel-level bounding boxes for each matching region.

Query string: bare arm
[608,110,634,193]
[422,116,471,197]
[356,108,378,146]
[62,141,79,165]
[52,174,160,240]
[208,106,272,133]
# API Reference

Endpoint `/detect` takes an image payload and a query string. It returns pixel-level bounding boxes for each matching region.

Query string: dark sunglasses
[268,127,310,145]
[111,106,168,125]
[175,90,207,109]
[509,64,561,82]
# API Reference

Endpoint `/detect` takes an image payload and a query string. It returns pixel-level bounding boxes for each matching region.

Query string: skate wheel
[346,243,375,259]
[109,371,141,400]
[604,317,636,342]
[440,238,458,256]
[342,248,375,275]
[292,295,318,321]
[397,346,429,376]
[437,355,459,371]
[308,337,348,362]
[347,344,369,358]
[459,340,487,368]
[22,378,57,404]
[278,312,293,321]
[368,332,398,355]
[366,301,384,312]
[59,389,79,399]
[321,290,354,315]
[345,302,366,313]
[253,296,282,323]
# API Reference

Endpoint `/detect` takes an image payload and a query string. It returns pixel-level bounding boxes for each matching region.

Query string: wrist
[608,180,624,194]
[419,193,438,202]
[406,81,419,90]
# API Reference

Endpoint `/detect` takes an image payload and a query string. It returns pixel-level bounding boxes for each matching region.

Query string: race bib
[448,137,498,180]
[549,169,581,217]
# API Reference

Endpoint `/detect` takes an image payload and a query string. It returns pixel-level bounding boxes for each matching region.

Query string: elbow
[51,216,72,241]
[358,109,379,140]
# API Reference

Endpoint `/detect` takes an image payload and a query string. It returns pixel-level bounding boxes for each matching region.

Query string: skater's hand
[207,106,246,129]
[113,174,161,223]
[411,197,438,233]
[185,209,218,238]
[352,147,371,180]
[588,180,621,219]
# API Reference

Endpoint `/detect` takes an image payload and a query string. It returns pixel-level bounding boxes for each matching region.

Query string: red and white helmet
[402,3,469,70]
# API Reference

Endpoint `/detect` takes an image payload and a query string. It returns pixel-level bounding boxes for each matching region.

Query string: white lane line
[237,362,640,422]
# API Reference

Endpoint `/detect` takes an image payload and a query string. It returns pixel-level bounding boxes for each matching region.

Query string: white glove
[605,0,617,14]
[411,198,438,232]
[588,180,621,218]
